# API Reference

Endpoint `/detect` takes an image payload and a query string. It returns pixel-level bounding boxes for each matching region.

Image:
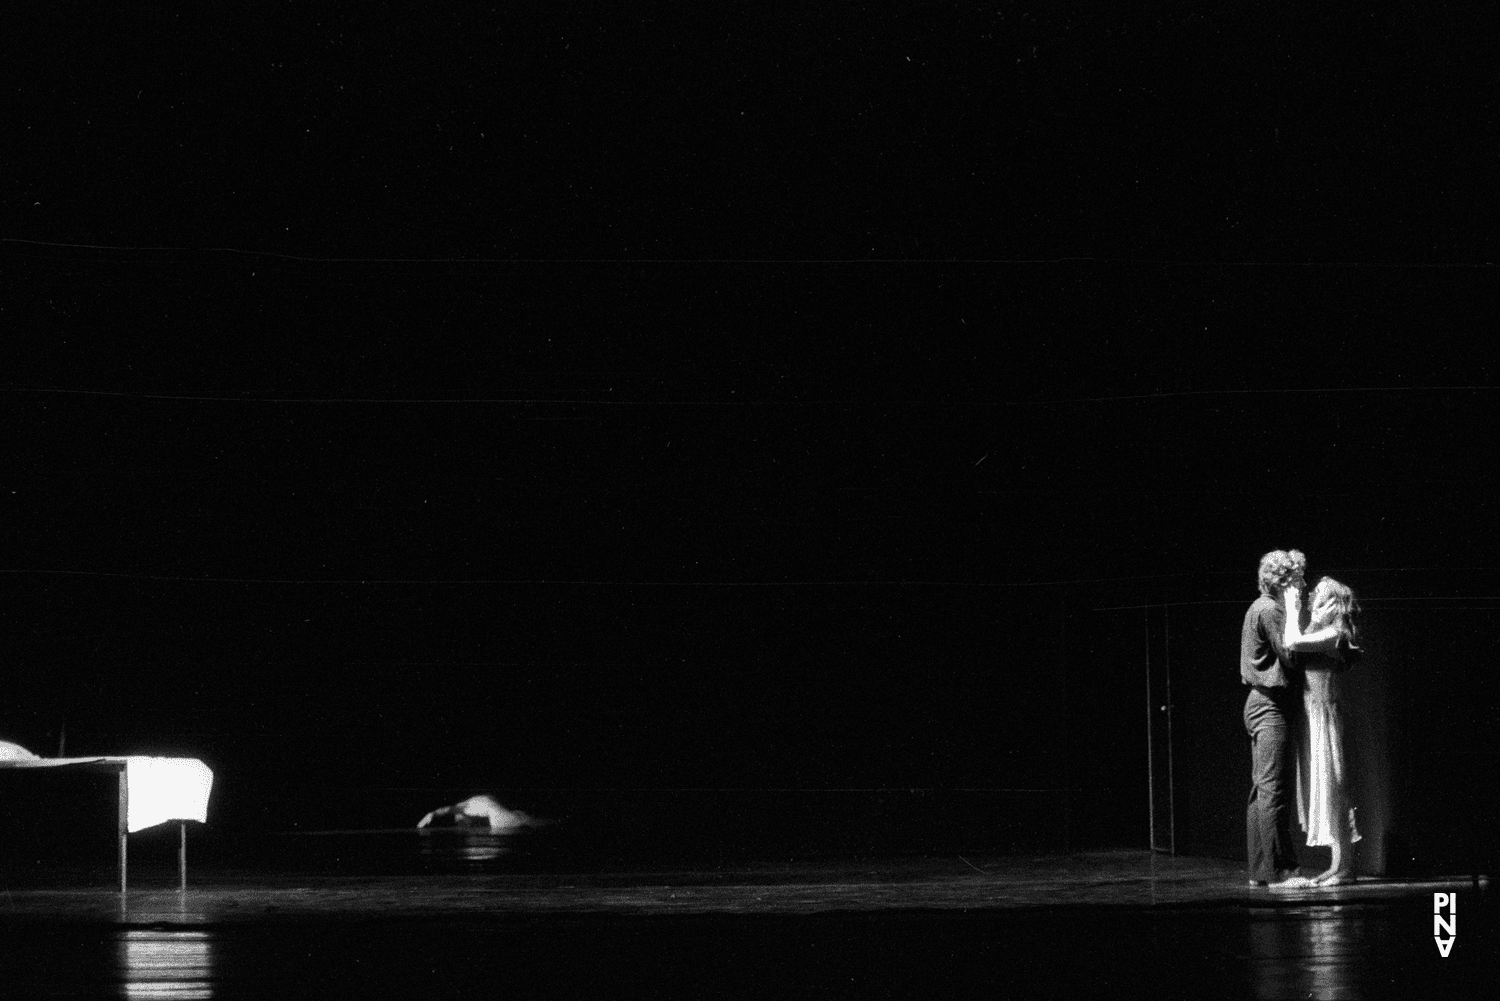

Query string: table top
[0,756,131,770]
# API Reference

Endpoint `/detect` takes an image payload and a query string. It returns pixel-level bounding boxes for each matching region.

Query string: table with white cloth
[0,756,214,891]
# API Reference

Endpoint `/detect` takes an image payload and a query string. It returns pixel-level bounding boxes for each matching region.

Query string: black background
[4,4,1495,868]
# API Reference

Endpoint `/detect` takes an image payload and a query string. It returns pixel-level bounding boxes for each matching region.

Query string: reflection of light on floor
[418,831,513,861]
[1248,909,1361,1000]
[460,835,511,861]
[117,929,215,1000]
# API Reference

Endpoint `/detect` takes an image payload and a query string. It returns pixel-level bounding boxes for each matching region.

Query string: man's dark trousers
[1244,687,1299,881]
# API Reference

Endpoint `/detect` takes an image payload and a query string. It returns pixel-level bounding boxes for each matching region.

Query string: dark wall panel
[3,583,1073,839]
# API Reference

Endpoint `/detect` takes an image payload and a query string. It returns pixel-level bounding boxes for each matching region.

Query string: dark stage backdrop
[5,257,1497,865]
[4,0,1496,867]
[8,581,1073,791]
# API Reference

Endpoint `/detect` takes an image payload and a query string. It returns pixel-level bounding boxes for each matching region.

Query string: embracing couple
[1241,549,1363,889]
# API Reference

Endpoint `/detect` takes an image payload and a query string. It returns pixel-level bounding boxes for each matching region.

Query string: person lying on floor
[416,795,541,832]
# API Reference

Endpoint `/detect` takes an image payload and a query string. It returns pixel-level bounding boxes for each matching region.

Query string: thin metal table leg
[179,822,187,891]
[117,767,128,894]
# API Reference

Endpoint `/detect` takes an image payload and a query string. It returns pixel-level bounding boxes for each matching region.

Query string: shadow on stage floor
[1,836,1491,998]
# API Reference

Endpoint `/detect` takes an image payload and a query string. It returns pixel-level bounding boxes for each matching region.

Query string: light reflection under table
[117,929,215,1000]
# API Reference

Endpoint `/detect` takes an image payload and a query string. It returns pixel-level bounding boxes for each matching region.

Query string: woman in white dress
[1283,577,1363,886]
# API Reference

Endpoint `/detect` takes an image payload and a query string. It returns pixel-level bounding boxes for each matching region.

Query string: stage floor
[1,846,1491,998]
[0,848,1484,922]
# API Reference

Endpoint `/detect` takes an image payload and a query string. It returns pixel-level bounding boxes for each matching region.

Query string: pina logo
[1434,892,1457,957]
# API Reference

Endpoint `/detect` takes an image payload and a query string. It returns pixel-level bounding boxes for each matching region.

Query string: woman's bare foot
[1314,869,1354,886]
[1268,875,1317,891]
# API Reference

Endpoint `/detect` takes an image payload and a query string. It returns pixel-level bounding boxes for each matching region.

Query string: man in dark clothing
[1242,548,1307,886]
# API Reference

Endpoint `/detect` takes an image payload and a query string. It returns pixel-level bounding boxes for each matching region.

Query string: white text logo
[1434,892,1457,957]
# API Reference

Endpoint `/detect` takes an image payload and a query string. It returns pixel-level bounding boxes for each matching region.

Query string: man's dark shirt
[1240,594,1300,690]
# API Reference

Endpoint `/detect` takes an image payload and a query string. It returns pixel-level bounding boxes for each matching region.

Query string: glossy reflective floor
[1,837,1492,999]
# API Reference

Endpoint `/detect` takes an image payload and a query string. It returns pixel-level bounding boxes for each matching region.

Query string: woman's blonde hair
[1312,576,1362,650]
